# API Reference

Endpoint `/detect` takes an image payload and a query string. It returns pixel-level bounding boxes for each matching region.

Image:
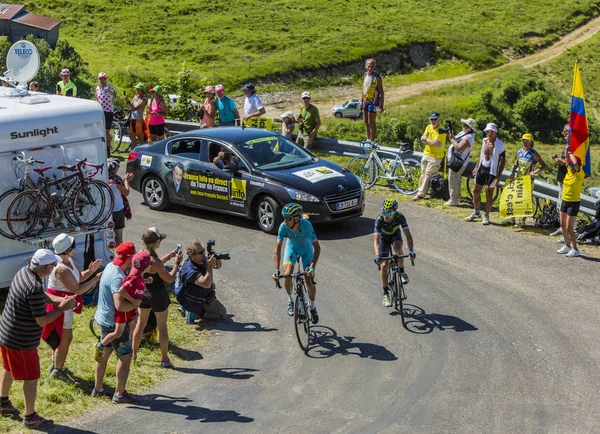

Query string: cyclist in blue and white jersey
[273,203,321,324]
[374,198,415,307]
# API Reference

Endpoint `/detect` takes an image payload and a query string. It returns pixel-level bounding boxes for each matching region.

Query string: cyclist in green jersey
[374,198,415,307]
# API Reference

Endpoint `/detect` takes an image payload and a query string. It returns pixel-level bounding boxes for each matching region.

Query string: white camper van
[0,85,115,288]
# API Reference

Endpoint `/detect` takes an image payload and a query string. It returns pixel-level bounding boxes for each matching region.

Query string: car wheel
[334,112,343,119]
[142,176,170,211]
[256,195,281,234]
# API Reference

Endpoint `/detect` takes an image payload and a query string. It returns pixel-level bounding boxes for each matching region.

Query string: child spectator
[280,112,295,139]
[94,251,152,360]
[108,158,133,246]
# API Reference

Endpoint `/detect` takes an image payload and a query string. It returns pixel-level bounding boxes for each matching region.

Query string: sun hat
[215,84,225,93]
[97,72,107,79]
[113,242,136,267]
[129,251,153,277]
[142,227,167,245]
[204,85,216,94]
[59,69,70,77]
[134,82,147,93]
[520,133,534,141]
[31,249,62,266]
[149,85,164,97]
[301,91,311,99]
[461,118,477,132]
[53,233,75,255]
[280,111,294,120]
[484,123,499,133]
[429,112,440,120]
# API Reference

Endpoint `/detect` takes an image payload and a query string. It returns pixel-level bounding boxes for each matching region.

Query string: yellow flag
[499,176,534,218]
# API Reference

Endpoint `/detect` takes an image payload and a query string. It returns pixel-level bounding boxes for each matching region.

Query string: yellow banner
[499,176,534,218]
[244,117,273,130]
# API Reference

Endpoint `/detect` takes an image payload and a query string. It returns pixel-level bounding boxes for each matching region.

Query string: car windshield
[234,136,315,170]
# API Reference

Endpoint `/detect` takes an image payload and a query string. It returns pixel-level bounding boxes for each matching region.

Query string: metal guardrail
[164,120,598,217]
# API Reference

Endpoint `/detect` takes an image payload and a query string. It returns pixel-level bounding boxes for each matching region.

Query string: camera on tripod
[206,240,230,260]
[438,120,454,135]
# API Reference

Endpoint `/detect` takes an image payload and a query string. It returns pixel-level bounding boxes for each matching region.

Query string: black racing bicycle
[274,261,315,352]
[377,253,415,325]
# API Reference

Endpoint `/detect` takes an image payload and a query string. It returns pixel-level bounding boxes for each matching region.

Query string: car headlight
[285,187,320,202]
[355,174,365,191]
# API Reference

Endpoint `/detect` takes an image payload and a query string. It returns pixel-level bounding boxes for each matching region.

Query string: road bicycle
[0,156,49,239]
[346,141,421,194]
[377,253,414,325]
[110,107,132,153]
[6,159,113,238]
[274,261,315,352]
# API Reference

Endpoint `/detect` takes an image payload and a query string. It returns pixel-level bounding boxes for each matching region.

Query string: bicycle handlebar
[375,253,415,270]
[273,271,315,288]
[13,156,45,165]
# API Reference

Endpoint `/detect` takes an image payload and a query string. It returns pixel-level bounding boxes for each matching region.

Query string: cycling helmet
[108,158,120,172]
[381,198,398,213]
[282,202,303,218]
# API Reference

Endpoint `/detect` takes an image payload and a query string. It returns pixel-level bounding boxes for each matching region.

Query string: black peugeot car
[126,127,365,233]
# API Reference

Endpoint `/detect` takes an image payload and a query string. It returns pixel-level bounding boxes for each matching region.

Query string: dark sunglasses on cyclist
[382,210,394,217]
[284,216,295,221]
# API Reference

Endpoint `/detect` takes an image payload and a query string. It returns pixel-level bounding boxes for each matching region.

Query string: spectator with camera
[132,227,182,368]
[215,84,240,126]
[201,85,217,128]
[414,112,448,201]
[465,123,506,225]
[176,240,227,325]
[446,118,476,206]
[296,92,321,149]
[549,123,572,236]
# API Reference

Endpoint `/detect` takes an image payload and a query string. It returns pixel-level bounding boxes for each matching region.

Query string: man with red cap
[215,84,240,126]
[92,242,140,403]
[56,69,77,97]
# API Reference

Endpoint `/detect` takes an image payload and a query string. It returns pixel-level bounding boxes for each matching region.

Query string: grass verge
[0,297,208,433]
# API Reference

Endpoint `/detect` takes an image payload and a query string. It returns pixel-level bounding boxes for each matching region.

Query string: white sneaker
[465,212,480,222]
[556,246,571,254]
[482,214,490,225]
[566,248,580,258]
[444,201,457,206]
[549,228,563,237]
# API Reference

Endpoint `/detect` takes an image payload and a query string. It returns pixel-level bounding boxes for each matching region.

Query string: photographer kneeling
[176,240,227,323]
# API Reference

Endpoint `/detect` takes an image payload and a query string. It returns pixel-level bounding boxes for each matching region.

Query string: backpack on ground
[429,174,449,200]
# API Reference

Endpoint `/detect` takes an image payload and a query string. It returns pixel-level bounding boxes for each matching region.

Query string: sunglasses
[284,216,295,221]
[193,249,205,256]
[302,97,311,100]
[382,210,394,217]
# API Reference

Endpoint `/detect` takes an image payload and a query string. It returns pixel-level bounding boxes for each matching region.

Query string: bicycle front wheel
[347,155,378,189]
[7,191,51,238]
[72,182,106,226]
[294,288,310,352]
[391,158,421,195]
[395,272,406,324]
[110,121,123,153]
[0,188,21,239]
[88,180,114,225]
[466,177,501,202]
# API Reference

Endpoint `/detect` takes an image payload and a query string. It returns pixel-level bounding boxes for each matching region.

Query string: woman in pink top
[148,85,168,141]
[201,85,217,128]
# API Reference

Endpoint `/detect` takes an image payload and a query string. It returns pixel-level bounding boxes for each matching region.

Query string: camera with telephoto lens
[206,240,230,260]
[437,120,454,135]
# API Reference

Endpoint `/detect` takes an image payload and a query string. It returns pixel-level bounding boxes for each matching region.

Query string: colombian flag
[569,63,592,178]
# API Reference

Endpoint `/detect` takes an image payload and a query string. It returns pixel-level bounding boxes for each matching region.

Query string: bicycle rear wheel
[347,155,378,189]
[294,286,310,351]
[465,177,501,202]
[110,121,123,153]
[7,191,51,238]
[72,182,106,226]
[391,158,421,195]
[0,188,21,239]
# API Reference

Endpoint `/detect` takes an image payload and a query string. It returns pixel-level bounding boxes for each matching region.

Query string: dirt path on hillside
[260,16,600,118]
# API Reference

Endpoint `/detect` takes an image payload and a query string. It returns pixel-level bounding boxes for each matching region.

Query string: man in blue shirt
[273,203,321,323]
[215,84,240,126]
[92,242,140,404]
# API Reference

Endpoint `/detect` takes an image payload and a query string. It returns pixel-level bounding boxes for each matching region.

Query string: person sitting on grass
[94,251,152,359]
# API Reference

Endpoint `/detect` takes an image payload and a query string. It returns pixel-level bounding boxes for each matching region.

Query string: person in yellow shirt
[554,151,584,257]
[414,112,447,201]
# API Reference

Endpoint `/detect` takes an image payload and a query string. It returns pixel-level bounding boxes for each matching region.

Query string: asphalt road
[59,188,599,434]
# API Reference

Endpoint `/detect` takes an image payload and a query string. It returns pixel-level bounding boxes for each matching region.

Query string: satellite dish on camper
[3,40,40,96]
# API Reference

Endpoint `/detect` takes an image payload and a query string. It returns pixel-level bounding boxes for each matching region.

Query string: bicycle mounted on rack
[346,141,422,195]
